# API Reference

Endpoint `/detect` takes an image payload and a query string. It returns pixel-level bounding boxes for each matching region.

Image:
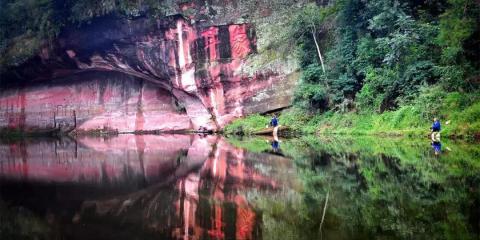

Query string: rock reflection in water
[0,135,216,184]
[0,135,292,240]
[76,137,282,240]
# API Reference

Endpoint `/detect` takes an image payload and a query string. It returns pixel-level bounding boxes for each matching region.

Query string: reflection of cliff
[172,139,276,240]
[73,137,285,240]
[0,135,215,184]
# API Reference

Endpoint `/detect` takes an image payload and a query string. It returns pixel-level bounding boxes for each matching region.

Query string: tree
[325,0,367,104]
[436,0,480,91]
[288,3,335,75]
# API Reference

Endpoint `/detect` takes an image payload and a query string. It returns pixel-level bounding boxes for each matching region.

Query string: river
[0,134,479,239]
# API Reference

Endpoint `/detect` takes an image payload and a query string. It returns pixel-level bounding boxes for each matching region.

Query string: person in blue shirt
[270,115,278,128]
[430,118,441,141]
[431,118,441,132]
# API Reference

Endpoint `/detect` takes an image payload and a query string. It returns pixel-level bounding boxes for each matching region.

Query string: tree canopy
[289,0,480,113]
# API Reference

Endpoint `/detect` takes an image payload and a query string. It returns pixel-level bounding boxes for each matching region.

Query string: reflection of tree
[247,136,480,240]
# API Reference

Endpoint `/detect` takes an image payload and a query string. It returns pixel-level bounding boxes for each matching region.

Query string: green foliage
[316,88,480,139]
[0,0,61,69]
[223,107,325,136]
[287,3,336,43]
[356,67,396,112]
[282,108,327,134]
[223,0,480,138]
[437,0,477,64]
[288,0,480,114]
[223,114,270,135]
[293,64,329,112]
[227,86,480,138]
[285,3,337,111]
[69,0,123,23]
[226,86,480,139]
[286,3,335,111]
[0,0,168,71]
[435,0,480,91]
[68,0,167,23]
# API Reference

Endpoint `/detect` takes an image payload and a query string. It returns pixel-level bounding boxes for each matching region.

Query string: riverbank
[224,91,480,140]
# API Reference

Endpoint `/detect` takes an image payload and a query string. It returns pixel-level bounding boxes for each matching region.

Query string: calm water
[0,134,479,240]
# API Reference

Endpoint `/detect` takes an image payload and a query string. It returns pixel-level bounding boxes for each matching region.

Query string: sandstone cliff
[0,0,308,133]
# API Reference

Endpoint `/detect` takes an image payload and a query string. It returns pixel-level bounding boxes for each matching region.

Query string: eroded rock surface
[0,0,304,132]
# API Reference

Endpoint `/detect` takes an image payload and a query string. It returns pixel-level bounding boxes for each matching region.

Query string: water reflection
[431,140,442,156]
[228,136,480,240]
[74,137,283,240]
[0,135,293,240]
[0,135,215,184]
[0,135,479,240]
[271,139,279,153]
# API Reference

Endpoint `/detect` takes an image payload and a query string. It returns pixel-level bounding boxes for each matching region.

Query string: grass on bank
[224,88,480,140]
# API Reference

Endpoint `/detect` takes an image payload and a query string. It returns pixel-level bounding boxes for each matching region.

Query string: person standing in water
[430,117,441,141]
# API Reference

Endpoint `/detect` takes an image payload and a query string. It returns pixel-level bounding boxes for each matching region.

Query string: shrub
[224,114,270,135]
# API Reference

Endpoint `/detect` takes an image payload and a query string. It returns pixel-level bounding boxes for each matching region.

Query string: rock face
[0,72,192,133]
[0,1,303,132]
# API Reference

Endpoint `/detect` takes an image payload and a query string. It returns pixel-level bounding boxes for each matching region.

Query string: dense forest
[291,0,480,113]
[227,0,480,138]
